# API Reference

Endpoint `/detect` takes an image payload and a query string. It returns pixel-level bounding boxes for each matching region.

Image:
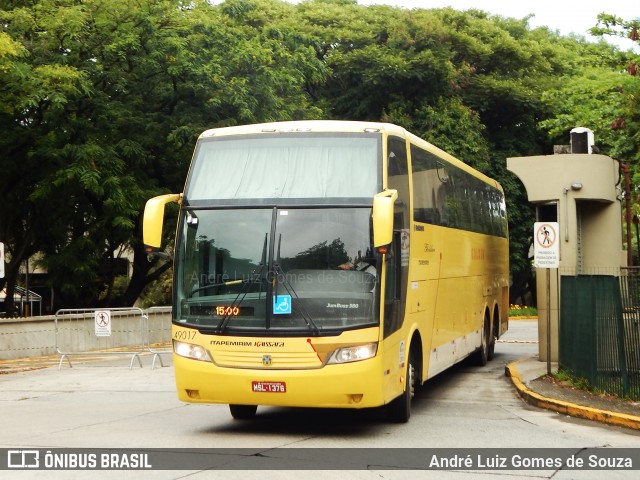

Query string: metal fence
[144,306,172,369]
[54,307,172,369]
[559,269,640,400]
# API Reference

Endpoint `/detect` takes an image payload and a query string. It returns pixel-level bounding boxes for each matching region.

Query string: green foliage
[509,305,538,317]
[525,16,640,295]
[552,369,596,393]
[590,13,640,45]
[546,12,640,185]
[539,65,638,160]
[137,269,173,309]
[0,0,326,310]
[1,0,638,310]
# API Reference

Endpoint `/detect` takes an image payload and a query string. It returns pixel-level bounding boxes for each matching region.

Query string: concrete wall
[0,307,171,360]
[507,154,620,203]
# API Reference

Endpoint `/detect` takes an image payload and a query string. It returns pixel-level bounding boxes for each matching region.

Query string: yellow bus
[143,120,509,422]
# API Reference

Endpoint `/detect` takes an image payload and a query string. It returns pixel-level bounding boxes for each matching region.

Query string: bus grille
[211,350,322,369]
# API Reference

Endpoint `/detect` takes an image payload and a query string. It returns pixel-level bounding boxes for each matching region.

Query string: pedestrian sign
[94,310,112,337]
[534,222,559,268]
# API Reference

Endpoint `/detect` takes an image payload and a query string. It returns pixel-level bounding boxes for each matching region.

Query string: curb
[505,358,640,431]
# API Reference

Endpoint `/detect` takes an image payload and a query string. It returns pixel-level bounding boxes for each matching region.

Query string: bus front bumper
[173,354,387,409]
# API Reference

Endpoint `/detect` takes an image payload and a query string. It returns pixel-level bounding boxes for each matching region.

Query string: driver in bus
[338,250,376,275]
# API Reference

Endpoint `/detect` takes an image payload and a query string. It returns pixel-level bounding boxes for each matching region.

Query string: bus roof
[198,120,502,192]
[199,120,407,138]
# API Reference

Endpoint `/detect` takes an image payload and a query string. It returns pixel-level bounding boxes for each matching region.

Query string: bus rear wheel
[488,308,498,361]
[488,324,497,361]
[474,313,490,366]
[229,404,257,420]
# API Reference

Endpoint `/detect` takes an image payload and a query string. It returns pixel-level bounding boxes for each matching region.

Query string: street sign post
[534,222,559,375]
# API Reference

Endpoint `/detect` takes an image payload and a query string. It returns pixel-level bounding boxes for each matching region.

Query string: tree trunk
[118,241,172,307]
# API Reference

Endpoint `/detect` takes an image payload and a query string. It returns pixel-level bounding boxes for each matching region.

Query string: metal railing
[54,307,172,369]
[144,306,172,369]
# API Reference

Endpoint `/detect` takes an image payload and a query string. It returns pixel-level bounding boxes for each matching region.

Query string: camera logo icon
[7,450,40,468]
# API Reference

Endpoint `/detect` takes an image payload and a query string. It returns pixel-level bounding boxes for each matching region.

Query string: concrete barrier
[0,314,59,359]
[0,307,171,361]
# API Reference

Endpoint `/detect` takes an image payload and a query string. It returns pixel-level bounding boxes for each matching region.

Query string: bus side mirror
[143,193,181,253]
[372,189,398,249]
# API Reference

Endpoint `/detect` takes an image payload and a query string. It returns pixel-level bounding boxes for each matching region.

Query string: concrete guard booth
[507,130,626,362]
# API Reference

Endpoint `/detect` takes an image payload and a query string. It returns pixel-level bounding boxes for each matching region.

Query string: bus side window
[387,136,409,230]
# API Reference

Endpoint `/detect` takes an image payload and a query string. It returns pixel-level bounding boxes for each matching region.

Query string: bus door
[384,136,410,339]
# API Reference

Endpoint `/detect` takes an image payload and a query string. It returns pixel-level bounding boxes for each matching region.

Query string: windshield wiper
[272,233,320,335]
[216,233,268,332]
[190,279,243,297]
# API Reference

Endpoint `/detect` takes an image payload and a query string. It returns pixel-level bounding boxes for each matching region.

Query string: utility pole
[622,164,633,266]
[634,214,640,264]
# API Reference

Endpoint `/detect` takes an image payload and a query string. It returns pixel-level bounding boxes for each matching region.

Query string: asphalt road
[1,320,639,479]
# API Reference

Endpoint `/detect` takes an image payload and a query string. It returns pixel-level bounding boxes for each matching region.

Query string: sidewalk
[506,356,640,431]
[0,350,153,373]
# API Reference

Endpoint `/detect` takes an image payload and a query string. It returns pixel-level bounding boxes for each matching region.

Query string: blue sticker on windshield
[273,295,292,315]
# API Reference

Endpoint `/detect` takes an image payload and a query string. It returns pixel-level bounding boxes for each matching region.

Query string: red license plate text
[252,381,286,393]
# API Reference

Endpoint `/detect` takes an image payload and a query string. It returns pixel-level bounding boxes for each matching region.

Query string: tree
[2,0,632,311]
[0,0,326,311]
[290,2,588,303]
[588,14,640,167]
[0,3,95,313]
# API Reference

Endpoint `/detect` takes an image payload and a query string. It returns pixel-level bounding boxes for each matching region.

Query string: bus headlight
[173,340,213,362]
[327,343,378,364]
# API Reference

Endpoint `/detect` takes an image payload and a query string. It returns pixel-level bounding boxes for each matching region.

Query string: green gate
[560,274,640,400]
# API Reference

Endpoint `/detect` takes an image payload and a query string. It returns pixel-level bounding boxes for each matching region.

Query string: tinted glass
[411,144,507,237]
[175,208,379,333]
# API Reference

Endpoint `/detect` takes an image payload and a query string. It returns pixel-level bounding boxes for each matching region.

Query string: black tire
[473,314,490,366]
[387,351,415,423]
[229,404,257,420]
[487,313,497,361]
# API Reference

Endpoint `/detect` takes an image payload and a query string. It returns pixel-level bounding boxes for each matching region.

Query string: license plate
[252,381,286,393]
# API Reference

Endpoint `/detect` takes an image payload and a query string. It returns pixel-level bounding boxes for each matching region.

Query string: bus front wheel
[229,404,257,420]
[387,353,415,423]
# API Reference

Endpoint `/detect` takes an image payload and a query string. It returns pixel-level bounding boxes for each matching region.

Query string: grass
[509,304,538,317]
[552,369,592,391]
[550,369,640,401]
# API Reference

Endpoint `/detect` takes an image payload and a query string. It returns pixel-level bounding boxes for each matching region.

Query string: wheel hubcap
[408,362,415,399]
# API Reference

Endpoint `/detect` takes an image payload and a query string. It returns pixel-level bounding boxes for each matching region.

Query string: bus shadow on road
[199,353,512,436]
[203,374,464,435]
[204,405,391,436]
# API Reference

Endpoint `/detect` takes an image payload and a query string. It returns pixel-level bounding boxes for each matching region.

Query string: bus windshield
[185,133,380,201]
[176,207,379,334]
